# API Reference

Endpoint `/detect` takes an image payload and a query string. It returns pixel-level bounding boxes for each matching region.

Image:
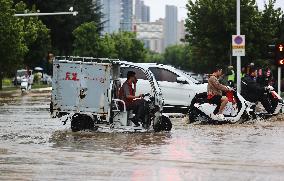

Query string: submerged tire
[188,107,199,123]
[153,115,172,132]
[71,114,94,132]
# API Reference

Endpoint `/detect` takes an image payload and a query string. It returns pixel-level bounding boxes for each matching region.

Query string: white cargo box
[52,60,112,115]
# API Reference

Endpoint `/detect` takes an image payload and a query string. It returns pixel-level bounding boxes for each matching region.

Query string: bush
[2,78,12,86]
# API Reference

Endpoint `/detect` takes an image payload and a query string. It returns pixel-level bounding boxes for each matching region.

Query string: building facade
[135,0,150,22]
[99,0,121,34]
[164,5,178,48]
[121,0,134,31]
[136,19,164,53]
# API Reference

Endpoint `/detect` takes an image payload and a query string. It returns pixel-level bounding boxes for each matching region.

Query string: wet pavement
[1,90,284,180]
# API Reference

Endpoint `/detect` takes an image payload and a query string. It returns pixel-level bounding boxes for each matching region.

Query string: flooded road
[1,90,284,180]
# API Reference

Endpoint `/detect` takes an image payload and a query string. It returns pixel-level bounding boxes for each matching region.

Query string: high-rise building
[121,0,134,31]
[99,0,121,34]
[135,0,150,22]
[164,5,178,47]
[141,4,150,22]
[135,0,142,21]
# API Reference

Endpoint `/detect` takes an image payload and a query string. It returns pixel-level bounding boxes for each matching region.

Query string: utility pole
[236,0,241,93]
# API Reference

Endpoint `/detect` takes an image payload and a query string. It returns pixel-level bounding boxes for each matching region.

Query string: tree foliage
[15,0,103,55]
[15,1,51,69]
[73,23,147,62]
[185,0,283,73]
[0,0,27,89]
[111,32,146,62]
[163,45,191,70]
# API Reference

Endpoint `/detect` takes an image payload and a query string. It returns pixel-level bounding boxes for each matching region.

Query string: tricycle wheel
[71,114,94,132]
[153,115,172,132]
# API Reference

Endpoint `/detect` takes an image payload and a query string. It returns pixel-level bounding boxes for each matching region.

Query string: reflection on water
[1,91,284,180]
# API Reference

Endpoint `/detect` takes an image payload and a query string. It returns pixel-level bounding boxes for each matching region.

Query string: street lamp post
[14,7,78,17]
[14,12,78,17]
[236,0,241,93]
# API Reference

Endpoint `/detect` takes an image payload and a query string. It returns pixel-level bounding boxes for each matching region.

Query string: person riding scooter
[207,66,231,120]
[119,71,149,127]
[241,68,273,114]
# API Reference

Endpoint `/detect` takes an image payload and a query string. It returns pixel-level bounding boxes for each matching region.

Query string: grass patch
[2,78,12,86]
[1,82,51,92]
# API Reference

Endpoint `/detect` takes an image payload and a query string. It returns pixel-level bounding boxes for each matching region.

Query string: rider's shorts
[208,95,222,106]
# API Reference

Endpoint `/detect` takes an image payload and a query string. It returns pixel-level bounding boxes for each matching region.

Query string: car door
[149,67,192,106]
[120,67,152,95]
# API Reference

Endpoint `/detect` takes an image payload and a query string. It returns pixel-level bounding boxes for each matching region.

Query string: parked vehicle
[50,57,172,132]
[120,63,208,113]
[13,69,34,85]
[186,72,204,83]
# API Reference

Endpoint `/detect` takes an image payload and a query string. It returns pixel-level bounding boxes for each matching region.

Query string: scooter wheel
[188,108,199,123]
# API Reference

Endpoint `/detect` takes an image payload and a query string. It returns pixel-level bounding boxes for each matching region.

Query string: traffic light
[275,43,284,66]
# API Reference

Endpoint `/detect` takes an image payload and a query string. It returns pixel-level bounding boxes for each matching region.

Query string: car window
[120,67,147,80]
[175,69,200,84]
[149,67,178,82]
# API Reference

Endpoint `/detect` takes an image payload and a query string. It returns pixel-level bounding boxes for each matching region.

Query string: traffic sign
[232,35,245,56]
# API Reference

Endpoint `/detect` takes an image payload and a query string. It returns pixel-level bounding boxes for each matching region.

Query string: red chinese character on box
[65,72,71,80]
[72,72,79,81]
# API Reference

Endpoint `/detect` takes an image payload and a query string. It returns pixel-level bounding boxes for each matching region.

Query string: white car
[120,63,207,113]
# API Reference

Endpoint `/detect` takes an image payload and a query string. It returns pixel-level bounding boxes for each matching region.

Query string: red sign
[65,72,79,81]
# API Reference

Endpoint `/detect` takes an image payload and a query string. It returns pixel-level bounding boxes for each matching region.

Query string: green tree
[111,32,147,62]
[145,50,164,63]
[0,0,27,89]
[15,1,51,69]
[73,22,114,57]
[163,44,191,70]
[34,0,102,55]
[258,0,283,60]
[73,23,147,61]
[73,22,101,57]
[185,0,266,73]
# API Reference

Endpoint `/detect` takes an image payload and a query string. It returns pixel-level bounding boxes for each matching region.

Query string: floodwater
[1,90,284,181]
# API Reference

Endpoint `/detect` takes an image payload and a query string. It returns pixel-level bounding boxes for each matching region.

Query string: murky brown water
[1,90,284,180]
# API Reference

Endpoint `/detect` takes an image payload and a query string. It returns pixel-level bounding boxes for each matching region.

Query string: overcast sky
[143,0,284,22]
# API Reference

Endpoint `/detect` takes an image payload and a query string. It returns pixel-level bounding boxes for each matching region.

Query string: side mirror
[177,77,188,84]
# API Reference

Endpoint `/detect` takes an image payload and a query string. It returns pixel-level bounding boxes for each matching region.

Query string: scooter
[249,86,284,118]
[188,89,255,124]
[20,78,31,93]
[189,85,284,124]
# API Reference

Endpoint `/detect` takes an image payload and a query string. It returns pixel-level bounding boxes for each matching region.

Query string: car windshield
[17,70,27,77]
[175,69,201,84]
